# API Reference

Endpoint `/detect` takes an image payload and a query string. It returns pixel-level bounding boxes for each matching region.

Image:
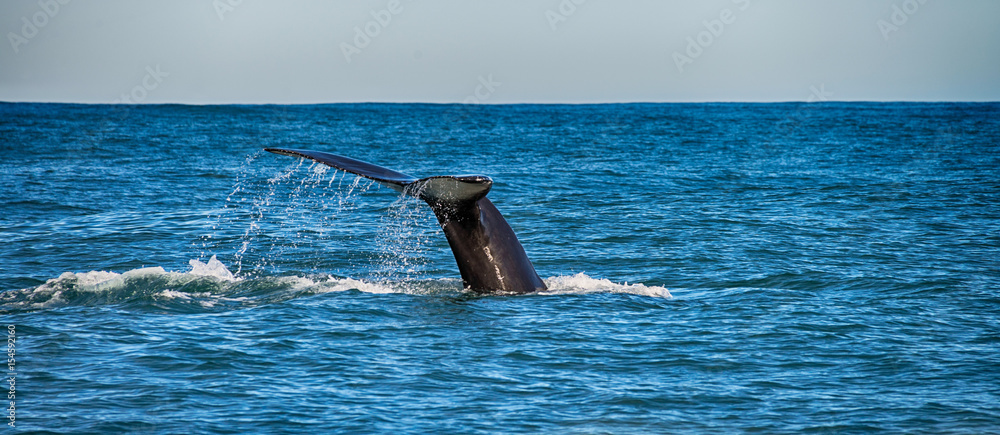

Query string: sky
[1,0,998,104]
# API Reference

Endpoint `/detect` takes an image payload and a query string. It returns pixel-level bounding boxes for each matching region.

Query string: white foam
[188,255,238,282]
[33,257,234,295]
[6,258,669,313]
[316,277,395,294]
[23,268,169,309]
[4,257,244,311]
[69,270,122,287]
[154,288,249,308]
[158,289,193,300]
[305,273,671,298]
[306,276,464,295]
[542,273,672,298]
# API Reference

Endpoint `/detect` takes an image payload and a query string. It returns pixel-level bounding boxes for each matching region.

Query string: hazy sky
[1,0,998,104]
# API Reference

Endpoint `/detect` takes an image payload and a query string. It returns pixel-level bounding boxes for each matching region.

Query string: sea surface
[1,102,998,433]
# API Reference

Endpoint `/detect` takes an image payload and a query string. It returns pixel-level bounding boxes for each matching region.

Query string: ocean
[1,102,998,433]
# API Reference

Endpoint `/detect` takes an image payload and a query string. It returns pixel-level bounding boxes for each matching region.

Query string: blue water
[2,102,999,433]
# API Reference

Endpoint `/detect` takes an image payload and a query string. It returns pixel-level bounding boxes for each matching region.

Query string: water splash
[188,255,237,281]
[196,150,263,267]
[199,155,381,277]
[0,255,240,312]
[542,273,672,298]
[197,151,449,288]
[2,256,670,314]
[370,190,437,288]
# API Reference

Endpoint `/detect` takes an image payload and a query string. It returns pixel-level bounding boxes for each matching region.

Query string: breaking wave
[1,257,670,313]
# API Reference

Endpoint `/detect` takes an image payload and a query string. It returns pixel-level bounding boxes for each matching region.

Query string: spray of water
[198,154,433,284]
[369,187,436,289]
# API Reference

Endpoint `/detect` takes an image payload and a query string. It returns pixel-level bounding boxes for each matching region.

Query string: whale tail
[264,147,547,294]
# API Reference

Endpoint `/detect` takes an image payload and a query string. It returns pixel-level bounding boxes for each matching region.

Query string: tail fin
[264,148,492,202]
[265,148,417,192]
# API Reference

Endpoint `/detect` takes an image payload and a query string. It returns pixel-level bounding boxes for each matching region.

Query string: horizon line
[3,99,999,106]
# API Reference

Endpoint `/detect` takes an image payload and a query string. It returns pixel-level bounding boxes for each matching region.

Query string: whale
[264,148,547,294]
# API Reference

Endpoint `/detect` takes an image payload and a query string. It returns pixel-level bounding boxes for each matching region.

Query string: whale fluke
[264,148,418,190]
[264,148,547,294]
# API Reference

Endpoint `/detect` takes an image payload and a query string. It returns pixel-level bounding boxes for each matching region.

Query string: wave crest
[543,273,672,298]
[3,258,669,313]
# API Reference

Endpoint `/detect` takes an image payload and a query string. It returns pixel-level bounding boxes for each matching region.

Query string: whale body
[265,148,547,294]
